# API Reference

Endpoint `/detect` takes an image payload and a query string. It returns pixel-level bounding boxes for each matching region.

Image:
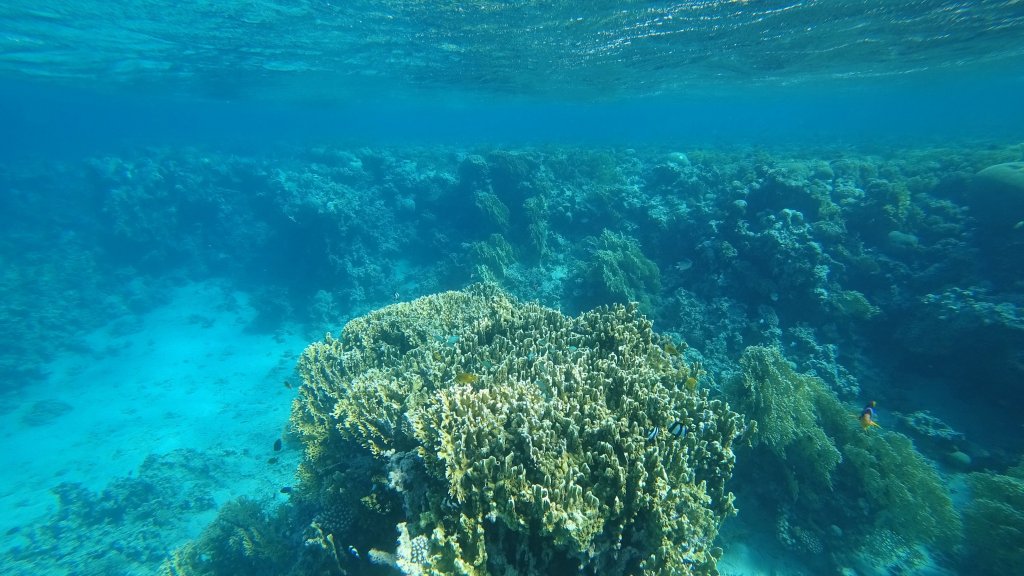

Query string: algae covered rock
[291,283,746,576]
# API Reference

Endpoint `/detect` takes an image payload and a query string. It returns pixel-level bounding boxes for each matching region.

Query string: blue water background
[4,74,1024,160]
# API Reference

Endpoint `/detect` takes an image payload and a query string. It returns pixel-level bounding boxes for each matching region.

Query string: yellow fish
[859,401,880,430]
[455,372,479,384]
[859,412,879,430]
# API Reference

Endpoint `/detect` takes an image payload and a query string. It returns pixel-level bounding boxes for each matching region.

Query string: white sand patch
[719,540,817,576]
[0,280,310,550]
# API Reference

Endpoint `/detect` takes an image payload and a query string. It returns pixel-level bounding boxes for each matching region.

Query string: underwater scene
[2,2,1024,575]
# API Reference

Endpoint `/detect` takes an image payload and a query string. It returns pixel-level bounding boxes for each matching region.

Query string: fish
[859,411,880,430]
[668,421,687,438]
[267,457,279,464]
[455,372,479,384]
[859,401,881,431]
[283,380,292,389]
[685,376,698,391]
[280,486,293,494]
[647,426,660,442]
[273,438,283,451]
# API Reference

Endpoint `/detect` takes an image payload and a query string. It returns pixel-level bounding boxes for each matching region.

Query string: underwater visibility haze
[2,2,1024,575]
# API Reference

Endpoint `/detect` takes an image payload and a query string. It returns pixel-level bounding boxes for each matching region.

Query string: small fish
[859,401,880,431]
[668,421,687,438]
[273,438,283,451]
[647,426,660,442]
[663,342,681,356]
[280,486,293,494]
[442,496,460,511]
[455,372,479,384]
[685,376,698,391]
[267,457,279,464]
[283,380,292,389]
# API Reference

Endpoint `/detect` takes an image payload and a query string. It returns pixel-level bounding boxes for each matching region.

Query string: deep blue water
[2,2,1024,576]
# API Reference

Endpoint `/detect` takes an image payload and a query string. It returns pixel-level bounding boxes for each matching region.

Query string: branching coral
[467,233,516,282]
[962,461,1024,575]
[574,229,662,315]
[727,346,960,571]
[289,283,746,576]
[163,498,294,576]
[728,346,842,493]
[473,191,510,230]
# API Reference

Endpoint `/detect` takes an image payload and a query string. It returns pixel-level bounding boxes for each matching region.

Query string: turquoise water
[2,2,1023,575]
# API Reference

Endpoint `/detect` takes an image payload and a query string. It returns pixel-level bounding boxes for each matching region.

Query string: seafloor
[2,143,1022,575]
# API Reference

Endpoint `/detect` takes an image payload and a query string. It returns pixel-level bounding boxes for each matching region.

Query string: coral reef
[7,142,1024,573]
[4,143,1018,405]
[783,325,861,398]
[0,161,119,388]
[969,161,1024,232]
[899,286,1024,399]
[660,288,756,379]
[456,150,552,264]
[572,229,662,316]
[6,450,226,576]
[473,191,510,231]
[967,158,1024,296]
[961,460,1024,576]
[466,234,516,283]
[826,289,880,321]
[162,498,297,576]
[906,286,1024,353]
[728,346,842,493]
[895,410,966,454]
[726,346,960,572]
[281,284,746,575]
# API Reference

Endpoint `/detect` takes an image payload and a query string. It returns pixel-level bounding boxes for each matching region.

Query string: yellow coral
[292,283,746,576]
